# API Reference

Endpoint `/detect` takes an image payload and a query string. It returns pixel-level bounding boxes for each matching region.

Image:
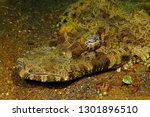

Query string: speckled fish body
[16,0,150,82]
[17,46,111,82]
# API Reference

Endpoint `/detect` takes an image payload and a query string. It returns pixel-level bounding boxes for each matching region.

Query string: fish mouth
[16,56,69,82]
[21,72,65,82]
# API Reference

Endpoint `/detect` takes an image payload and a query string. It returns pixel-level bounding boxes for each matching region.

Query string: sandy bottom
[0,0,150,100]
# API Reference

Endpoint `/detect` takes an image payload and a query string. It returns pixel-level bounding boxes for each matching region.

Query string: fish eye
[86,35,99,43]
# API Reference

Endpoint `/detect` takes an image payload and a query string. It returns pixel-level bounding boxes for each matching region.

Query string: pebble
[116,68,121,72]
[6,92,9,96]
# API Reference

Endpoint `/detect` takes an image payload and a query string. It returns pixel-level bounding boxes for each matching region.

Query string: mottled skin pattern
[16,0,150,82]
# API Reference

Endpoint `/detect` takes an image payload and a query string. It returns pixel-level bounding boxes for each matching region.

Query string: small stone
[97,92,103,97]
[122,75,133,85]
[116,67,121,72]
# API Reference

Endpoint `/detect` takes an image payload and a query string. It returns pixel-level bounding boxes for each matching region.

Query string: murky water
[0,0,149,99]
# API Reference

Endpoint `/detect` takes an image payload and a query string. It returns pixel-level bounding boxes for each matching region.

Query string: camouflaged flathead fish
[16,0,150,82]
